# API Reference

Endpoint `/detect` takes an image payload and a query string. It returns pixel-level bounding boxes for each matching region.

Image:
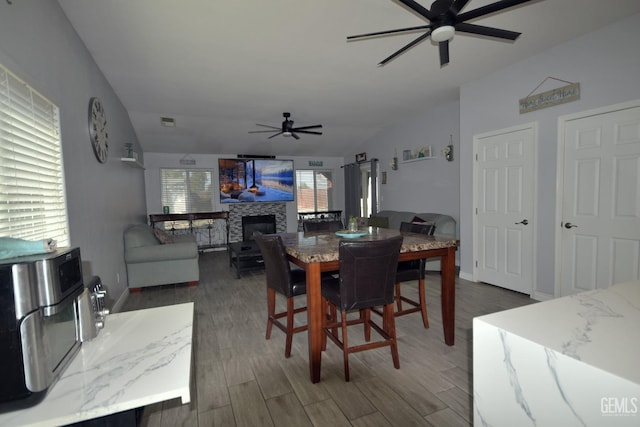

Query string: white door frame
[472,122,538,295]
[554,99,640,297]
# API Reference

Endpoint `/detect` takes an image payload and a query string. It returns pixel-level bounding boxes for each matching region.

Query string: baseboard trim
[531,290,554,302]
[459,271,474,282]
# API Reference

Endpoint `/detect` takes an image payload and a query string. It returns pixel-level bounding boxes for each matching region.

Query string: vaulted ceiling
[57,0,640,157]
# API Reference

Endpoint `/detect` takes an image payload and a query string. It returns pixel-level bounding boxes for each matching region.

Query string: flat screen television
[218,158,294,203]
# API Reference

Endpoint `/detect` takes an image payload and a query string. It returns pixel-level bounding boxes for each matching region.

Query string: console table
[297,210,343,231]
[297,210,342,221]
[149,211,229,251]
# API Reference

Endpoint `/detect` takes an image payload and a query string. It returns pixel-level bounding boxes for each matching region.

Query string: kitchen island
[0,302,194,427]
[473,281,639,426]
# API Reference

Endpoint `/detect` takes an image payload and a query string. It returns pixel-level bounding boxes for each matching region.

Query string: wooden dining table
[280,227,457,383]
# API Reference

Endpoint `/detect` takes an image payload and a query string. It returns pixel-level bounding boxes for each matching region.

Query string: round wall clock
[88,97,109,163]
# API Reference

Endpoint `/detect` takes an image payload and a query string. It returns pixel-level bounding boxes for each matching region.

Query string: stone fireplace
[228,203,287,242]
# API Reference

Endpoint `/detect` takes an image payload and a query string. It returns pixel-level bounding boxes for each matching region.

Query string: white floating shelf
[400,155,436,164]
[120,157,145,169]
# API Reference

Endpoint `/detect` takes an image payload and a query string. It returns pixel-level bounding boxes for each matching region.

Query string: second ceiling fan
[348,0,536,67]
[249,112,323,140]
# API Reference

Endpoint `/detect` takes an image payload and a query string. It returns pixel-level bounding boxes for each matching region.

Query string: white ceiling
[57,0,640,157]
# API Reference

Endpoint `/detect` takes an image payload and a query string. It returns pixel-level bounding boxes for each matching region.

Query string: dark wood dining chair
[254,232,307,358]
[320,235,403,381]
[393,221,436,328]
[302,219,344,232]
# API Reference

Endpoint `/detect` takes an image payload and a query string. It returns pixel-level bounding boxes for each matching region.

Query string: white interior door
[474,124,536,295]
[557,101,640,296]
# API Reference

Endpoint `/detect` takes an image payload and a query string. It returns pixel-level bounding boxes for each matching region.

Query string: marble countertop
[0,302,194,427]
[280,228,457,263]
[476,281,640,385]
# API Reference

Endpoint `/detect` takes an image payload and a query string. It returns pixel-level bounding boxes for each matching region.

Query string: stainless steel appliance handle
[42,288,83,317]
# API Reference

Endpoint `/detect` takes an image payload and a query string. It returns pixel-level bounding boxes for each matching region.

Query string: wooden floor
[122,250,534,427]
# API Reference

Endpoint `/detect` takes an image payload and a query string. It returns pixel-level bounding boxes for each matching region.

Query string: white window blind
[160,169,213,214]
[0,64,69,245]
[296,170,333,212]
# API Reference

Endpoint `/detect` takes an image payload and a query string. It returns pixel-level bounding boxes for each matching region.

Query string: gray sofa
[374,210,456,236]
[124,224,199,289]
[372,210,457,270]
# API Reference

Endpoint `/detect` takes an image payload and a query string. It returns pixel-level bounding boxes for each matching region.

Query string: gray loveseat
[124,224,199,289]
[372,210,457,270]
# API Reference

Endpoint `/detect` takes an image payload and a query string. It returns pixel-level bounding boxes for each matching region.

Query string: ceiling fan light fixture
[249,112,322,139]
[349,0,536,66]
[431,25,455,42]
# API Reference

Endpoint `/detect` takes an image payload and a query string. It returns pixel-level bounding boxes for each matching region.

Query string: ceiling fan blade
[347,25,431,40]
[439,40,450,66]
[398,0,437,21]
[450,0,471,13]
[249,130,279,134]
[379,31,432,66]
[254,123,281,130]
[455,22,521,40]
[291,132,300,140]
[292,124,323,131]
[457,0,532,22]
[295,130,323,135]
[267,132,283,139]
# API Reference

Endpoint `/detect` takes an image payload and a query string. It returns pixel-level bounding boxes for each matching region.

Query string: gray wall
[347,100,461,231]
[0,0,146,309]
[459,13,640,298]
[345,99,460,271]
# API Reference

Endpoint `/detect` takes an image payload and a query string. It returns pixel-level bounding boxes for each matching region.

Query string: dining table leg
[306,262,323,383]
[441,246,456,345]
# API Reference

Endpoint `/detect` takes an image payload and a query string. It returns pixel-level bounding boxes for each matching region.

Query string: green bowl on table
[335,230,368,239]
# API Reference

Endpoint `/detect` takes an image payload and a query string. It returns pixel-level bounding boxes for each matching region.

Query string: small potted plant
[417,145,432,158]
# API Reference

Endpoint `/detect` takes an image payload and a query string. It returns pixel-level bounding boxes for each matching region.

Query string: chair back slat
[303,220,344,232]
[337,235,403,311]
[254,233,296,298]
[398,221,432,274]
[399,221,435,235]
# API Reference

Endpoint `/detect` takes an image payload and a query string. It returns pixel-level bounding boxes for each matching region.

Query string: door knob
[515,219,529,225]
[564,222,578,229]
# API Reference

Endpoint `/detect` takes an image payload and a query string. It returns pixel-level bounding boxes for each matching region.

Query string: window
[359,163,380,218]
[295,170,333,212]
[160,168,213,213]
[0,64,68,245]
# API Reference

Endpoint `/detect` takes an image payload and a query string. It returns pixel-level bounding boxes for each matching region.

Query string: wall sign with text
[519,82,580,114]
